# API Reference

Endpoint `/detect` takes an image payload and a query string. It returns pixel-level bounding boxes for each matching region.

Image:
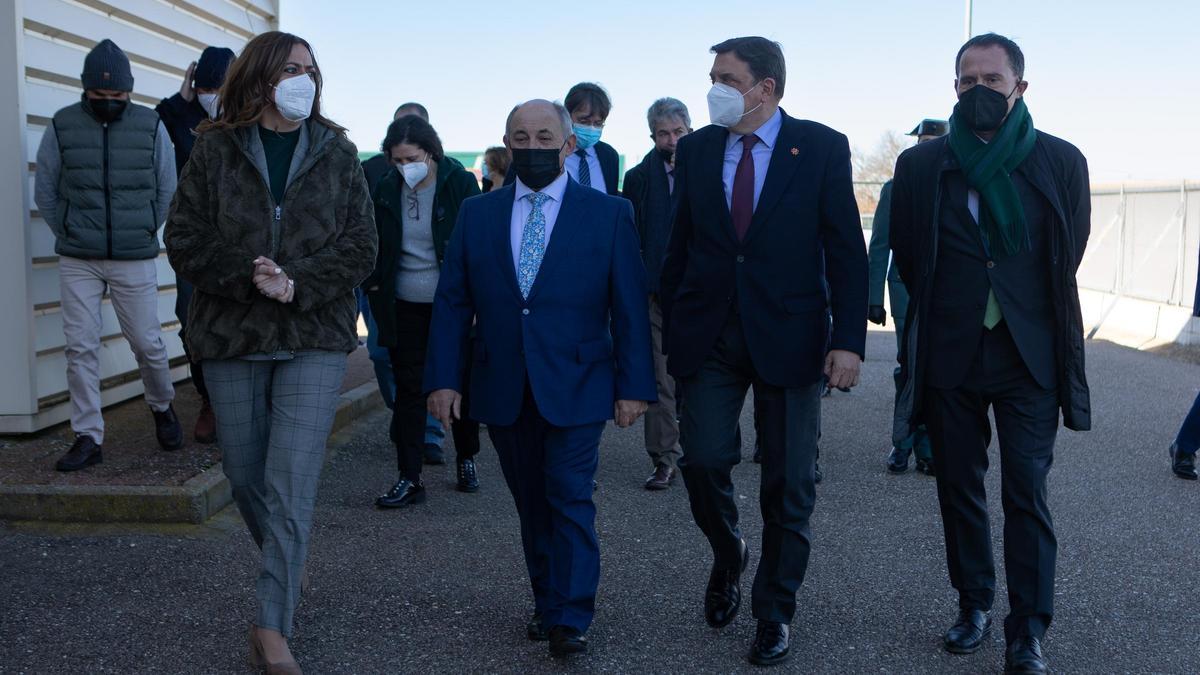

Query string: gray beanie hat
[81,39,134,92]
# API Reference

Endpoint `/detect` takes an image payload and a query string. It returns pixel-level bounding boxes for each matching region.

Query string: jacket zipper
[103,122,112,258]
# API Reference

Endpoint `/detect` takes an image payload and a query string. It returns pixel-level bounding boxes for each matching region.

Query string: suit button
[522,308,530,316]
[736,255,745,263]
[986,260,996,269]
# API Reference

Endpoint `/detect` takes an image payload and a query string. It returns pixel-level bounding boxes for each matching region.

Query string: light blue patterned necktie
[518,192,551,299]
[575,149,591,188]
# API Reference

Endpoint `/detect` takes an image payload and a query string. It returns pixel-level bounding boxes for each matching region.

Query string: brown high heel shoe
[248,625,303,674]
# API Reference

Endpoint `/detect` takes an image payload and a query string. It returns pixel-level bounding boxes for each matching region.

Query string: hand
[180,61,196,102]
[252,256,293,303]
[428,389,462,429]
[824,349,861,390]
[614,400,648,428]
[868,305,887,326]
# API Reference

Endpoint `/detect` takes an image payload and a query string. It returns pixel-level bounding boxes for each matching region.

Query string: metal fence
[1079,182,1200,308]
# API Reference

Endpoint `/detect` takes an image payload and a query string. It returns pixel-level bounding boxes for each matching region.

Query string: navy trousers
[488,384,605,633]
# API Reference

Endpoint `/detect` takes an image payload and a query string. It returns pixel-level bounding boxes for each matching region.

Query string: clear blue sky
[280,0,1198,183]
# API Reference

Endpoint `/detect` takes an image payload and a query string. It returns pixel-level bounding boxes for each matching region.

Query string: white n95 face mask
[400,160,430,189]
[707,81,762,127]
[198,93,220,119]
[273,75,316,122]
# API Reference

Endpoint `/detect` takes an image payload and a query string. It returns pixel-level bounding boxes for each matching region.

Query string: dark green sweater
[260,126,300,204]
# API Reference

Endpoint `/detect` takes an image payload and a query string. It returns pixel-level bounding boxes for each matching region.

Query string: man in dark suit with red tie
[660,36,868,666]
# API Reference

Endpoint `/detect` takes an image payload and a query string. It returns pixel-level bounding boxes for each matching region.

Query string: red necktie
[731,133,759,241]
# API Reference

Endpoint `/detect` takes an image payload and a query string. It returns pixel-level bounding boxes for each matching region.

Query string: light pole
[965,0,974,40]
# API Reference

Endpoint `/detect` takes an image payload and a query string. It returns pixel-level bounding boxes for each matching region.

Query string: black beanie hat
[81,39,134,92]
[194,46,236,89]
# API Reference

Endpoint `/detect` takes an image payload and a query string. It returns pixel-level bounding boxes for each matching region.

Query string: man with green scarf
[889,33,1092,675]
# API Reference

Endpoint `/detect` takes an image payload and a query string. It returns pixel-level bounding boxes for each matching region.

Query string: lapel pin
[790,147,799,156]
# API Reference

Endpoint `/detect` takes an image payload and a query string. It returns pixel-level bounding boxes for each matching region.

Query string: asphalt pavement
[1,331,1198,674]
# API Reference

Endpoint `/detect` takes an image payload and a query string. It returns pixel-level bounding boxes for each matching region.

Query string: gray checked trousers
[204,350,346,637]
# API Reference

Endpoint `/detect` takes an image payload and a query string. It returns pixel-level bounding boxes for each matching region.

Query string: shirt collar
[575,145,597,159]
[727,107,783,151]
[514,170,570,203]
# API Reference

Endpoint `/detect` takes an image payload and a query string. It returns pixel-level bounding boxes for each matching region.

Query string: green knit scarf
[948,97,1037,258]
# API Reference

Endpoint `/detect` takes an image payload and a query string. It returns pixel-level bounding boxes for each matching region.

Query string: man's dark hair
[394,101,429,121]
[710,37,786,96]
[382,114,444,162]
[955,33,1025,80]
[563,82,611,121]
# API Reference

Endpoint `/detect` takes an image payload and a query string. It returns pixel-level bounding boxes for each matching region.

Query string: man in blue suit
[661,37,868,666]
[426,99,656,659]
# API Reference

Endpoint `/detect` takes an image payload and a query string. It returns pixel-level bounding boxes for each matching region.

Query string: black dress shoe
[915,457,936,476]
[423,443,446,465]
[456,458,479,493]
[153,405,183,451]
[1004,635,1048,674]
[1170,442,1198,480]
[644,464,675,490]
[56,435,103,472]
[887,446,910,473]
[944,608,992,654]
[375,479,426,508]
[526,613,549,641]
[748,620,790,666]
[548,625,587,657]
[705,539,749,628]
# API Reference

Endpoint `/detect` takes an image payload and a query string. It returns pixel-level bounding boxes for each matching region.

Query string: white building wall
[1,0,278,433]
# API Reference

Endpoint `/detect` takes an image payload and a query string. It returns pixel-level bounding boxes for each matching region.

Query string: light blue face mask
[573,124,603,150]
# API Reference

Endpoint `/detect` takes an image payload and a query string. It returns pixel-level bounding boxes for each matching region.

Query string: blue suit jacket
[660,110,868,387]
[424,177,656,427]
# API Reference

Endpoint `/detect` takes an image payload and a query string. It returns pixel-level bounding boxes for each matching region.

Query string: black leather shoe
[375,479,426,508]
[705,539,749,628]
[153,405,183,451]
[1004,635,1048,674]
[56,435,102,472]
[944,608,992,654]
[748,620,790,666]
[526,613,549,641]
[456,458,479,493]
[887,446,910,473]
[644,464,675,490]
[1170,442,1198,480]
[548,625,587,657]
[916,457,936,476]
[423,443,446,465]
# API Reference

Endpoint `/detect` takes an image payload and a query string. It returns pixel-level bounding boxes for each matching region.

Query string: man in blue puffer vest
[34,39,182,471]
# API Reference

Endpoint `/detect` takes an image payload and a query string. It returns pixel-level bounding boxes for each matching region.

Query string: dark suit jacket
[504,141,621,196]
[889,131,1092,437]
[622,149,674,294]
[660,110,868,387]
[424,177,657,427]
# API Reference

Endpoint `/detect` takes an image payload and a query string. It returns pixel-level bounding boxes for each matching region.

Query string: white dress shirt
[511,171,570,271]
[565,145,608,193]
[723,108,783,211]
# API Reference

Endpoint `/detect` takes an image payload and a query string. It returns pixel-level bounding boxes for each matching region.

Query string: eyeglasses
[406,192,420,220]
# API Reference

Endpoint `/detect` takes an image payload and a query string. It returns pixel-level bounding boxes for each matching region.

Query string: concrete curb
[0,382,383,524]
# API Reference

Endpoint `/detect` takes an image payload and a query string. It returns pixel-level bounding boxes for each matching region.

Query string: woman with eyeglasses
[364,115,482,508]
[164,31,376,673]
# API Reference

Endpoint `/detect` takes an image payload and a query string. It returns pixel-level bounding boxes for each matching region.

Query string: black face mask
[511,145,564,191]
[84,96,128,124]
[656,147,674,165]
[954,83,1018,133]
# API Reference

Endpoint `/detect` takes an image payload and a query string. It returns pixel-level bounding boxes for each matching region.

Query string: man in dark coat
[867,118,946,476]
[156,45,234,444]
[661,37,867,666]
[622,97,691,490]
[890,33,1091,675]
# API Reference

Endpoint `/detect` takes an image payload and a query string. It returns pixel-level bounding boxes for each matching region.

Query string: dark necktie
[575,149,591,188]
[731,134,759,241]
